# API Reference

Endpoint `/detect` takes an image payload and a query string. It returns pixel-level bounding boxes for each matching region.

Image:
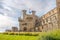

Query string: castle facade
[18,0,60,32]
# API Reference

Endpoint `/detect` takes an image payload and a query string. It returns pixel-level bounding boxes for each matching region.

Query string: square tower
[56,0,60,8]
[56,0,60,28]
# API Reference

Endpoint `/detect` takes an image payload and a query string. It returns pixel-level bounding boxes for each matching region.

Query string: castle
[18,10,42,32]
[18,0,60,32]
[6,0,60,32]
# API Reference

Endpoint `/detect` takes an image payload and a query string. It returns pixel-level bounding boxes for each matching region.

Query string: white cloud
[1,0,56,12]
[0,14,18,32]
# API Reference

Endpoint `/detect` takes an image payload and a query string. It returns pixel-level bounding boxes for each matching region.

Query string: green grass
[0,32,48,40]
[0,33,39,40]
[0,30,60,40]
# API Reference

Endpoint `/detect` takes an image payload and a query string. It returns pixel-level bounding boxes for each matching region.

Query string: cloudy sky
[0,0,56,32]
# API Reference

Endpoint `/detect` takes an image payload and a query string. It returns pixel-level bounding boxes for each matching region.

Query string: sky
[0,0,56,32]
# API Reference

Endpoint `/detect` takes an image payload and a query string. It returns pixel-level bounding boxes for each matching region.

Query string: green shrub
[8,33,15,35]
[24,33,38,36]
[38,30,60,40]
[39,35,60,40]
[2,32,39,36]
[3,32,8,35]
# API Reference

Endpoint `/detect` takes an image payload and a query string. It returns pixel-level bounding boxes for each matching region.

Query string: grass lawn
[0,33,39,40]
[0,30,60,40]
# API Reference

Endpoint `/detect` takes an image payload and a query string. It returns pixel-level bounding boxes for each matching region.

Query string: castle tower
[56,0,60,28]
[22,10,27,19]
[56,0,60,8]
[32,11,36,16]
[19,10,39,32]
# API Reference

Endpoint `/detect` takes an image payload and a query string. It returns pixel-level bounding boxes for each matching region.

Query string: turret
[32,10,36,15]
[22,10,27,19]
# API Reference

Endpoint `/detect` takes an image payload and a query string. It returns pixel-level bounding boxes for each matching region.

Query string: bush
[2,32,39,36]
[3,32,8,35]
[24,33,39,36]
[38,30,60,40]
[39,35,60,40]
[8,33,15,35]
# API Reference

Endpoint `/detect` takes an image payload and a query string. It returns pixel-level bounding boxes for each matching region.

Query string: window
[41,21,43,25]
[26,17,33,21]
[54,16,56,19]
[23,27,27,31]
[48,18,51,22]
[46,19,48,22]
[42,20,45,25]
[50,18,51,21]
[52,15,57,20]
[43,20,45,23]
[35,20,40,27]
[22,23,27,25]
[26,17,33,19]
